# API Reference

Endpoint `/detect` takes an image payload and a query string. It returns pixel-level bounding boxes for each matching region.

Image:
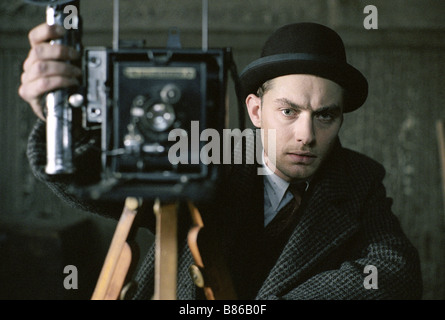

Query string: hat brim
[239,53,368,113]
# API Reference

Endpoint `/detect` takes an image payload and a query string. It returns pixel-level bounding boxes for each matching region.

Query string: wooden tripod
[91,197,236,300]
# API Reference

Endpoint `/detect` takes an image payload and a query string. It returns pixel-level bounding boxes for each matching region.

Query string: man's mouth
[287,152,317,164]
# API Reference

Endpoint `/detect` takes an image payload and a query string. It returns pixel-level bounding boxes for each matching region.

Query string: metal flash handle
[44,1,80,175]
[45,90,74,174]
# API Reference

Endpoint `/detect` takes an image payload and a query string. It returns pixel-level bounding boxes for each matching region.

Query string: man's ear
[245,94,262,128]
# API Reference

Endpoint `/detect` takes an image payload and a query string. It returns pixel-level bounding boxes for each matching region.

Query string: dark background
[1,0,444,299]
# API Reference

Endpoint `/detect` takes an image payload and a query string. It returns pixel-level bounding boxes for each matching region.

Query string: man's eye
[316,112,334,122]
[281,109,295,116]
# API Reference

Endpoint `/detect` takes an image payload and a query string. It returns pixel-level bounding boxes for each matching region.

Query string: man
[19,21,422,299]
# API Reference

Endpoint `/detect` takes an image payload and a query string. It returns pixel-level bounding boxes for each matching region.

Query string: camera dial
[145,103,176,132]
[160,84,181,104]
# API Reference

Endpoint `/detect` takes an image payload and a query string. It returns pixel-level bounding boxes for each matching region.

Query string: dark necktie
[264,182,306,239]
[256,182,307,282]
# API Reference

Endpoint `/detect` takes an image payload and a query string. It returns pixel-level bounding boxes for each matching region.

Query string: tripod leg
[187,201,237,300]
[104,242,132,300]
[152,199,178,300]
[91,197,141,300]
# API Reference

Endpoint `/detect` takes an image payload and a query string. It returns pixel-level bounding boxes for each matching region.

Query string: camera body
[82,46,232,200]
[26,0,237,201]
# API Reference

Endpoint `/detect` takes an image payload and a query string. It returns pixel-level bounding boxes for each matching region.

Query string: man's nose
[294,114,315,146]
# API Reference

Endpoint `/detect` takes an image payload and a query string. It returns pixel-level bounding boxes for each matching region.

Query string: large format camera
[26,0,241,201]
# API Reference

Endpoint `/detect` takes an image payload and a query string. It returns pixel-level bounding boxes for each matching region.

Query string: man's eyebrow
[274,98,342,113]
[274,98,308,110]
[314,104,343,114]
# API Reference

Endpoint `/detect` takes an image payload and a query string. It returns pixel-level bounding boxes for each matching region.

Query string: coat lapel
[256,144,361,298]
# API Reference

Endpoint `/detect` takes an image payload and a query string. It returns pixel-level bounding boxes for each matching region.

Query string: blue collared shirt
[262,152,309,226]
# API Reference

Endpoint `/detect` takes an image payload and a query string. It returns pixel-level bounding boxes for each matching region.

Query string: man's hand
[18,23,81,120]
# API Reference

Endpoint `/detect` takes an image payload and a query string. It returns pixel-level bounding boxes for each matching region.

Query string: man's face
[246,74,344,182]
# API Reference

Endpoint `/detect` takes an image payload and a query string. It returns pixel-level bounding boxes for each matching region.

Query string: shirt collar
[262,151,290,211]
[262,150,311,211]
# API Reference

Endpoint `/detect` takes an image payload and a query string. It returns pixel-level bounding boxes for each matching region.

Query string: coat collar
[256,141,361,298]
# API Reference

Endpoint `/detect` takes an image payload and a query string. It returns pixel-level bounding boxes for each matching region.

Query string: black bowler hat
[239,22,368,112]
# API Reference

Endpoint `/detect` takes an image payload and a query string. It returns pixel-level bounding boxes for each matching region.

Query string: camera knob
[160,84,181,104]
[68,93,84,108]
[145,103,176,132]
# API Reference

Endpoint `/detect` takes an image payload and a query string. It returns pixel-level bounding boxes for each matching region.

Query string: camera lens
[145,103,176,132]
